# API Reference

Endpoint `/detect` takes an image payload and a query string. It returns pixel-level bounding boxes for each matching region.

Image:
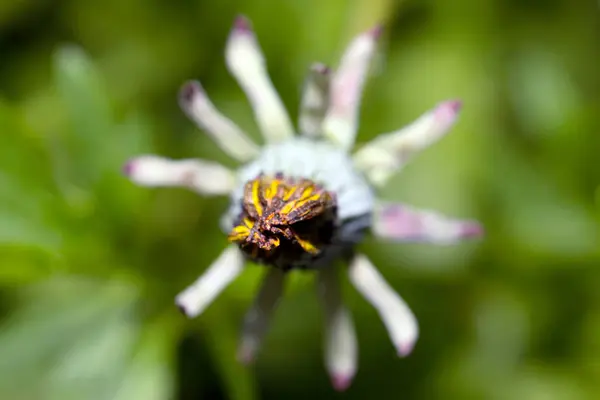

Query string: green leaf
[0,101,63,251]
[0,277,141,398]
[53,45,118,190]
[52,46,155,224]
[0,246,61,285]
[43,312,141,400]
[112,316,177,400]
[0,171,62,249]
[93,111,155,224]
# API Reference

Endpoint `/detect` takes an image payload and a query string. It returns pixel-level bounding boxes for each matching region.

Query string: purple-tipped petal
[123,155,235,195]
[348,254,419,357]
[461,221,485,238]
[323,27,380,149]
[353,100,464,186]
[317,267,358,392]
[434,99,462,124]
[179,80,202,105]
[373,203,484,245]
[122,160,135,176]
[226,16,295,143]
[299,62,332,137]
[233,15,252,33]
[397,341,415,358]
[311,62,331,75]
[175,246,244,318]
[332,374,353,392]
[179,80,259,162]
[368,24,384,39]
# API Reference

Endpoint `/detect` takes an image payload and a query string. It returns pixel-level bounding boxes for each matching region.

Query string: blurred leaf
[492,145,599,261]
[112,316,176,400]
[53,45,154,199]
[54,46,114,187]
[0,102,62,252]
[0,171,61,249]
[510,50,580,135]
[0,246,60,285]
[494,366,593,400]
[50,45,156,259]
[92,111,155,224]
[0,277,140,398]
[45,311,141,400]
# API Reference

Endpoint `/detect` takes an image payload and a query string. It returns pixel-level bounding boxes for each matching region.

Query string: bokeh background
[1,0,599,399]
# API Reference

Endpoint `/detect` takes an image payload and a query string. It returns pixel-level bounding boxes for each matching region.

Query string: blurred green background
[1,0,599,399]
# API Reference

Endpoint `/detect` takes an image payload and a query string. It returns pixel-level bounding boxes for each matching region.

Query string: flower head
[124,16,483,391]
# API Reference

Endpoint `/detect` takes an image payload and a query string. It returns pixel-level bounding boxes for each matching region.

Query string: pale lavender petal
[348,254,418,357]
[179,80,259,162]
[237,268,286,364]
[323,25,382,149]
[299,63,331,137]
[373,202,484,244]
[317,266,358,391]
[353,100,462,186]
[175,246,244,318]
[123,155,235,195]
[225,16,295,143]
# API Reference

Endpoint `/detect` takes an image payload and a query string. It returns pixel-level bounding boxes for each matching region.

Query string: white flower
[123,16,483,391]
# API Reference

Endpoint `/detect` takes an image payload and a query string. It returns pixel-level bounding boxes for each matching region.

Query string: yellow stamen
[301,186,314,198]
[293,193,322,210]
[251,179,263,216]
[228,225,250,241]
[264,179,281,201]
[228,218,254,242]
[294,236,319,254]
[283,186,297,201]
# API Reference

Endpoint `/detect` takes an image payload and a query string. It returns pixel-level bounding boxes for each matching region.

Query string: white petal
[299,63,331,137]
[123,155,235,195]
[317,266,357,392]
[348,254,418,357]
[323,26,382,150]
[175,246,244,318]
[353,100,462,186]
[372,202,484,244]
[237,268,286,364]
[225,16,294,143]
[179,80,259,162]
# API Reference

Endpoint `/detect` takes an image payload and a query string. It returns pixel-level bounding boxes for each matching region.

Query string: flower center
[228,174,338,269]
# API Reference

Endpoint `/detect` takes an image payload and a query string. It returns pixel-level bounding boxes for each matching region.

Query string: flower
[123,15,483,391]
